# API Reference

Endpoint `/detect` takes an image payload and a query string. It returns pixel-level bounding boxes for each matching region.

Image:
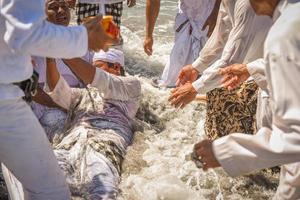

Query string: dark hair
[107,62,125,76]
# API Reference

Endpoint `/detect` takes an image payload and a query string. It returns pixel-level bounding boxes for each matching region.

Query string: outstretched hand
[193,139,220,171]
[168,82,197,109]
[176,64,199,87]
[83,16,119,52]
[144,36,153,56]
[219,63,250,90]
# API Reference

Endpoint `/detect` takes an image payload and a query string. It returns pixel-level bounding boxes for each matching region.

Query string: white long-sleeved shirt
[212,0,300,177]
[0,0,88,100]
[191,0,272,94]
[246,58,268,92]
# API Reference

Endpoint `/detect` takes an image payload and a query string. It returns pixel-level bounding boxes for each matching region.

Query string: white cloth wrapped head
[93,49,125,67]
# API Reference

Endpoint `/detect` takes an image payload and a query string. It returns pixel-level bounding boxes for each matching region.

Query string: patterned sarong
[205,80,258,140]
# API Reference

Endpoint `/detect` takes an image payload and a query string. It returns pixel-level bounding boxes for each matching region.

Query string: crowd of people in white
[0,0,299,199]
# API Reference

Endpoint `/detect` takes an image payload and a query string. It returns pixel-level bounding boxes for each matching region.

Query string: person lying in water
[44,49,141,199]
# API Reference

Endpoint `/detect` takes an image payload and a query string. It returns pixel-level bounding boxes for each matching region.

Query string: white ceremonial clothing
[43,68,141,198]
[33,51,94,87]
[0,0,89,199]
[191,0,272,94]
[247,58,272,129]
[159,0,215,87]
[0,99,70,200]
[212,1,300,199]
[0,0,88,100]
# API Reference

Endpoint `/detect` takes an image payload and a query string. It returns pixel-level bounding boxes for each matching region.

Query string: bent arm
[1,0,88,58]
[192,1,259,94]
[63,58,141,101]
[44,59,73,110]
[91,68,141,101]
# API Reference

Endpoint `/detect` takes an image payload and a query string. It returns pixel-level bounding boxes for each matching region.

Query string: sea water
[117,0,279,199]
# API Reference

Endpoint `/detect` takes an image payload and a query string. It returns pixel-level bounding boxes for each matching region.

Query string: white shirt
[33,51,94,87]
[212,0,300,177]
[191,0,272,94]
[0,0,88,100]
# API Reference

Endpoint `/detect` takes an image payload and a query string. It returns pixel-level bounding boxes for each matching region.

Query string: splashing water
[117,0,279,199]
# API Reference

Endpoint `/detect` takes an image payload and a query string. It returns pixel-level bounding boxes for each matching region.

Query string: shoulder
[121,76,142,97]
[265,4,300,59]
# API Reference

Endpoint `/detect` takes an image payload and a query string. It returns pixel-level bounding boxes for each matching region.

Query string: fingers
[222,76,239,90]
[219,67,233,76]
[144,45,152,56]
[221,74,231,85]
[143,40,153,56]
[193,140,219,170]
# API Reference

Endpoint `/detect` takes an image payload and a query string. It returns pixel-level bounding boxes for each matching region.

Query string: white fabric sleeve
[1,0,88,58]
[192,0,258,93]
[91,68,141,101]
[212,55,300,177]
[44,76,73,110]
[247,59,268,91]
[192,2,231,73]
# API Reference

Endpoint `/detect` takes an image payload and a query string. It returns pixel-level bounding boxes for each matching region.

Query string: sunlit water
[118,1,279,200]
[0,1,279,200]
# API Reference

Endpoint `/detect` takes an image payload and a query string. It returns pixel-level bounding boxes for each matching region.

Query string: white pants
[274,162,300,200]
[160,13,206,87]
[0,98,70,200]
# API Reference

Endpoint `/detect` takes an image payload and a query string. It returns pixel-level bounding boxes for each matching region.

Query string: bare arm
[46,58,60,91]
[144,0,160,56]
[32,86,64,110]
[62,58,96,85]
[45,58,74,110]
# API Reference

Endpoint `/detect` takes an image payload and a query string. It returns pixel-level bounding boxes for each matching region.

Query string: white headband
[93,48,125,67]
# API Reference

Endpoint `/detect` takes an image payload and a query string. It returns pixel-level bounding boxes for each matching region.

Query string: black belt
[13,70,39,102]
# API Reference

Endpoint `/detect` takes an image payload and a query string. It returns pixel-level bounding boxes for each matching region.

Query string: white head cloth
[93,49,125,67]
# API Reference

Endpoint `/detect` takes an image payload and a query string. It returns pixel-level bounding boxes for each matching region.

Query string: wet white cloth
[191,0,272,94]
[247,58,271,129]
[0,99,70,200]
[33,51,94,87]
[212,1,300,199]
[159,0,215,87]
[247,59,268,92]
[44,69,141,198]
[0,0,88,100]
[93,49,125,67]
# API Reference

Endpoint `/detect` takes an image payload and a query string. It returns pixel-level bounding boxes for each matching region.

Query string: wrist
[46,58,56,63]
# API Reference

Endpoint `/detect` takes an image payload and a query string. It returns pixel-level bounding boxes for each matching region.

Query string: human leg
[273,162,300,200]
[0,99,70,200]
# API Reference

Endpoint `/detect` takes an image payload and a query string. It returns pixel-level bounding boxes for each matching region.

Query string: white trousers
[274,162,300,200]
[0,98,70,200]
